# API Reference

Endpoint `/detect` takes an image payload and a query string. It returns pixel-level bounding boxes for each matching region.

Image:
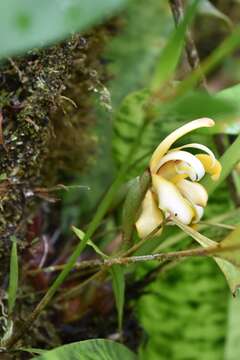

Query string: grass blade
[8,236,19,315]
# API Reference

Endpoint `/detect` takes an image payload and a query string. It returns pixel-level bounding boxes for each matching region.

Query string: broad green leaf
[161,90,238,128]
[213,84,240,134]
[138,257,229,360]
[110,264,125,331]
[107,0,172,106]
[8,236,18,315]
[72,226,108,258]
[33,339,136,360]
[150,0,199,92]
[198,0,232,28]
[0,0,127,58]
[113,88,155,175]
[224,296,240,360]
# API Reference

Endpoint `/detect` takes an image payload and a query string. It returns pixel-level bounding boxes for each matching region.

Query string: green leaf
[33,339,136,360]
[19,347,46,355]
[172,218,240,296]
[8,236,19,315]
[72,226,108,258]
[110,265,125,332]
[161,90,238,128]
[0,0,127,58]
[217,225,240,268]
[113,88,154,175]
[149,0,199,92]
[198,0,232,28]
[176,25,240,94]
[106,0,172,106]
[122,171,151,247]
[137,257,229,360]
[213,84,240,134]
[225,296,240,360]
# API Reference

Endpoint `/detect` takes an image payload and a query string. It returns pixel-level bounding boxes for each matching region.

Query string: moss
[0,32,109,280]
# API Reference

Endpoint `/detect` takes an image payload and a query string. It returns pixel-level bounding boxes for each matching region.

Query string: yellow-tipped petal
[150,118,215,173]
[176,179,208,207]
[156,150,205,181]
[196,154,222,181]
[152,174,195,225]
[135,190,163,239]
[174,143,216,166]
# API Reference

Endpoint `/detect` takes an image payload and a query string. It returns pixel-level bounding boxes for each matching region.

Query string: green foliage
[150,0,199,92]
[0,0,127,57]
[2,0,240,357]
[224,296,240,360]
[7,236,18,315]
[72,226,108,258]
[137,258,229,360]
[113,89,154,176]
[122,171,151,245]
[106,0,172,105]
[113,85,240,179]
[110,265,125,332]
[198,0,232,28]
[33,339,137,360]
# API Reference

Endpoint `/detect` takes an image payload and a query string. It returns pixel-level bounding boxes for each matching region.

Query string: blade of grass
[8,236,18,316]
[176,25,240,95]
[110,264,125,332]
[150,0,199,92]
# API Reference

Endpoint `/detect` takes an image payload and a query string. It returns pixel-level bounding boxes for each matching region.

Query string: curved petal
[173,143,216,166]
[135,190,163,239]
[150,118,215,173]
[176,179,208,207]
[196,154,222,180]
[152,174,195,225]
[156,150,205,181]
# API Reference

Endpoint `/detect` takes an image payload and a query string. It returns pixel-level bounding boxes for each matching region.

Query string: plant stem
[169,0,207,88]
[25,243,240,269]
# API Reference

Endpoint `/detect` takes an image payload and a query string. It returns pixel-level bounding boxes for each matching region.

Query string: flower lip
[150,118,215,174]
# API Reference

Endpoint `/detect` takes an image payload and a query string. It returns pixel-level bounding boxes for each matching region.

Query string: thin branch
[25,242,240,273]
[169,0,207,88]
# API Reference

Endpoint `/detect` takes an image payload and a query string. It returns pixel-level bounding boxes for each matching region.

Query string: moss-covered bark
[0,28,109,285]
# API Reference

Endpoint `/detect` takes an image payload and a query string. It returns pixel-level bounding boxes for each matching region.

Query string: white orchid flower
[136,118,222,238]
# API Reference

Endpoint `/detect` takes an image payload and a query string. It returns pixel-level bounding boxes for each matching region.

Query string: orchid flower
[136,118,222,238]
